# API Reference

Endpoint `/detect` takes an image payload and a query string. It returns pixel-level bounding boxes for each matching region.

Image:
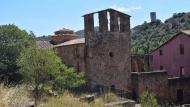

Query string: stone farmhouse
[38,9,190,104]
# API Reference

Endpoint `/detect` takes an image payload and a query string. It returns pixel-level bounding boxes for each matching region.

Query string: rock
[24,101,35,107]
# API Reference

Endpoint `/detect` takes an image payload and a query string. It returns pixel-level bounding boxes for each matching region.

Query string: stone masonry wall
[168,77,190,104]
[131,54,153,72]
[84,9,131,91]
[131,71,168,103]
[55,44,85,72]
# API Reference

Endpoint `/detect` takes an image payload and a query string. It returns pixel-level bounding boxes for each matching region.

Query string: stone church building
[38,9,190,104]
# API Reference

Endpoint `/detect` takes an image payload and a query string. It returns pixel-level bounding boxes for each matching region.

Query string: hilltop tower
[83,9,131,91]
[150,12,157,22]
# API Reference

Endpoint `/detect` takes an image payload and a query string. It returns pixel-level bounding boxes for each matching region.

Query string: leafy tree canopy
[0,24,34,83]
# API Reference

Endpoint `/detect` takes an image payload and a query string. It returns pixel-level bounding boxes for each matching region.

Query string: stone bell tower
[84,8,131,91]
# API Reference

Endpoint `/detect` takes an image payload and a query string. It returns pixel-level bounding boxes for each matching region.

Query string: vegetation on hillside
[37,35,51,41]
[132,12,190,54]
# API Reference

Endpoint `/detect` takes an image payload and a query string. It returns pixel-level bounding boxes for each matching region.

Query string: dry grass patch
[39,91,122,107]
[0,84,31,107]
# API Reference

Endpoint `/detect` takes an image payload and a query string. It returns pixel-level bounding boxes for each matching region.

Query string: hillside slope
[132,12,190,54]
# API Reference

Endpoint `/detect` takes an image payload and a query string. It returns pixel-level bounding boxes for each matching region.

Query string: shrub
[139,91,159,107]
[53,65,85,92]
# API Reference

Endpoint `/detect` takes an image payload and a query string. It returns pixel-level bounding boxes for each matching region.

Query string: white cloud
[110,5,142,13]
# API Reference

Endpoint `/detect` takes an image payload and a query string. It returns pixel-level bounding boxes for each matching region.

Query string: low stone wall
[105,99,135,107]
[132,71,190,104]
[168,77,190,104]
[131,70,168,103]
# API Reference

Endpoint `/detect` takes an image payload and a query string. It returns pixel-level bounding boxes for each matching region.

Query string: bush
[139,91,159,107]
[53,64,86,92]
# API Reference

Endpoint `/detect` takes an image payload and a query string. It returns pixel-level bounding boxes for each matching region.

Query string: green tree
[17,44,86,106]
[17,45,62,107]
[0,24,34,83]
[53,64,85,92]
[139,91,159,107]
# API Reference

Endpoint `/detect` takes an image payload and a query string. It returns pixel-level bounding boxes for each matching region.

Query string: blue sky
[0,0,190,36]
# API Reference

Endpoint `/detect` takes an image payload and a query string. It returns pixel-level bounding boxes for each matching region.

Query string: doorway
[177,89,183,103]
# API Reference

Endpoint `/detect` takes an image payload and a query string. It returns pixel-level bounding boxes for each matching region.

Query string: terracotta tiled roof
[37,41,53,49]
[54,28,74,35]
[54,38,85,47]
[51,34,78,37]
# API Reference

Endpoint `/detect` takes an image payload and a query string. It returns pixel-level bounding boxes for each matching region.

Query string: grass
[0,84,123,107]
[0,84,31,107]
[39,91,123,107]
[40,91,105,107]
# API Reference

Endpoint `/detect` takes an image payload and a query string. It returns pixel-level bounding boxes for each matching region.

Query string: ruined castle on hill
[37,9,190,104]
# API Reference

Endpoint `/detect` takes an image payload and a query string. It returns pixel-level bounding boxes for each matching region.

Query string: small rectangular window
[159,49,163,56]
[160,66,163,70]
[180,66,185,77]
[180,44,184,55]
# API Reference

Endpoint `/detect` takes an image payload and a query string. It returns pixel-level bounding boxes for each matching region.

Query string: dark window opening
[77,63,80,72]
[180,44,184,55]
[159,49,163,56]
[177,89,183,103]
[141,69,145,72]
[180,66,185,77]
[132,89,137,101]
[109,52,114,58]
[111,85,115,91]
[145,86,148,90]
[160,66,164,70]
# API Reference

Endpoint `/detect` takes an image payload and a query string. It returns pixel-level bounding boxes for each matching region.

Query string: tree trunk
[34,86,38,107]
